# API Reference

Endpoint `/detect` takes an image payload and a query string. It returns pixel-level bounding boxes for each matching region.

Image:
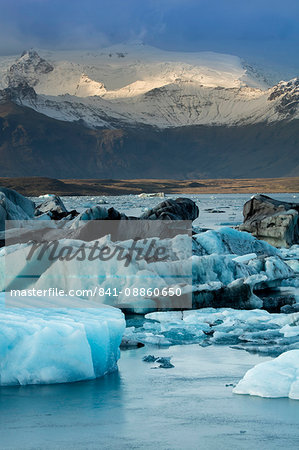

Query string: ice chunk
[0,187,35,231]
[138,193,165,198]
[193,227,278,257]
[233,253,257,264]
[139,308,299,352]
[0,293,125,386]
[233,350,299,399]
[70,205,109,224]
[39,194,55,199]
[1,223,295,312]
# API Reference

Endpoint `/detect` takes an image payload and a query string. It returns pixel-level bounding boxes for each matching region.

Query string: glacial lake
[1,345,299,449]
[1,193,298,449]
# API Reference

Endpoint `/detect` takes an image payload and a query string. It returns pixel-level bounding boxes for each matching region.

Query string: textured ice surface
[1,224,296,313]
[2,233,192,311]
[193,226,278,257]
[0,293,125,386]
[234,350,299,399]
[0,188,35,231]
[2,230,295,312]
[123,308,299,353]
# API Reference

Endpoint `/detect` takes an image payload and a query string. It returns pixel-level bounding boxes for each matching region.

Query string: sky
[0,0,298,75]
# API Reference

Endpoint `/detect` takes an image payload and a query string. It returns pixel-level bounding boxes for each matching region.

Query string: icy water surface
[1,345,299,450]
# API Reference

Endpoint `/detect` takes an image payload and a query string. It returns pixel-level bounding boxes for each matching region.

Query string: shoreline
[0,176,298,197]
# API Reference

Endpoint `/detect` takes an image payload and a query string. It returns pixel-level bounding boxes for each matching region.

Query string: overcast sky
[1,0,298,75]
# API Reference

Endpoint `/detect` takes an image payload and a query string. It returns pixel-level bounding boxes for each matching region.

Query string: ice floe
[0,293,125,386]
[123,308,299,354]
[234,349,299,399]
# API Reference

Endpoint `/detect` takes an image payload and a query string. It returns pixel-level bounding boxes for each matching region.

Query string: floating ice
[233,350,299,399]
[193,227,278,257]
[0,293,125,386]
[1,224,296,312]
[0,188,35,231]
[122,308,299,351]
[38,194,55,198]
[138,193,165,198]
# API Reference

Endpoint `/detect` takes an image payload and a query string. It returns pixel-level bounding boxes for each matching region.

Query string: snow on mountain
[75,74,106,97]
[1,43,258,94]
[0,42,298,128]
[6,50,54,88]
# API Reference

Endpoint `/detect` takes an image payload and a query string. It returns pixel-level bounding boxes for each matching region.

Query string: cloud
[0,0,298,75]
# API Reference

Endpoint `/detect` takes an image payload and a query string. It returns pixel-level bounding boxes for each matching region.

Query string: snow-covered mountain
[1,43,298,129]
[0,43,298,179]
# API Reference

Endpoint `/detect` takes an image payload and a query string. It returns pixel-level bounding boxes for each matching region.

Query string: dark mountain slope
[0,101,298,179]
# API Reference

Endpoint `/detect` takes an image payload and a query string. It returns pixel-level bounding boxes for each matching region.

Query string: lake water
[2,192,298,449]
[1,345,299,450]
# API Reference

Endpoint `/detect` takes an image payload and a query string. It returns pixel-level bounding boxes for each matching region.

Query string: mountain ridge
[0,101,298,179]
[0,44,298,179]
[1,45,298,129]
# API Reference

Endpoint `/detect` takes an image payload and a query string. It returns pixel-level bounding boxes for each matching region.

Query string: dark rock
[204,208,225,213]
[239,194,299,247]
[140,197,199,221]
[257,288,296,313]
[0,82,37,104]
[192,279,262,310]
[143,355,158,362]
[7,50,54,88]
[156,357,174,369]
[120,338,144,349]
[268,78,299,117]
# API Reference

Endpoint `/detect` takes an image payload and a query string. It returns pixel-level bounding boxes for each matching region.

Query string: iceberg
[233,350,299,399]
[1,226,296,312]
[138,192,165,198]
[193,227,278,257]
[0,192,296,313]
[0,293,125,386]
[0,187,35,231]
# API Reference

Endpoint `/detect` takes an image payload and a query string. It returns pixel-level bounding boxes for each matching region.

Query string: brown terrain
[0,176,298,196]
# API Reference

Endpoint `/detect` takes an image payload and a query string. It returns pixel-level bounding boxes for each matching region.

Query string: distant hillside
[0,102,298,179]
[0,176,298,197]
